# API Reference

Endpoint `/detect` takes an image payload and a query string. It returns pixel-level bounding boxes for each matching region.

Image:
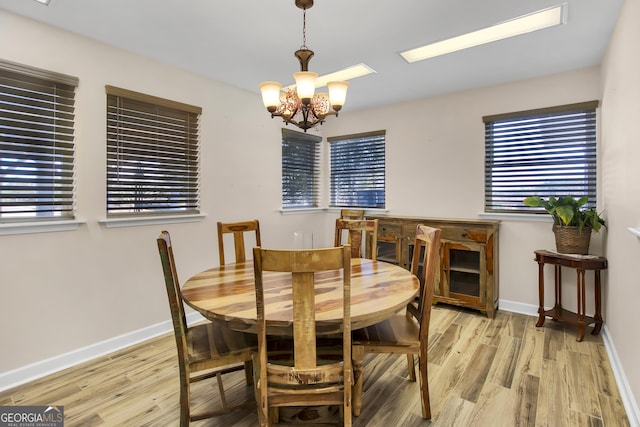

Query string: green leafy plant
[523,195,606,233]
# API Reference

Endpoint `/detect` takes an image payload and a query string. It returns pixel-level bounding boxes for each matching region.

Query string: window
[106,86,201,216]
[329,130,386,209]
[0,60,78,221]
[281,128,320,209]
[484,101,598,213]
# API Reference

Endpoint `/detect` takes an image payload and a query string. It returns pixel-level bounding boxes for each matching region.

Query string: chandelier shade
[259,0,349,132]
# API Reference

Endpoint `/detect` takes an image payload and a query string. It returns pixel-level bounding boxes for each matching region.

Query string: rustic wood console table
[534,249,607,342]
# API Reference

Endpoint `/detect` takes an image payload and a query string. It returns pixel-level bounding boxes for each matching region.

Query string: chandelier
[259,0,349,132]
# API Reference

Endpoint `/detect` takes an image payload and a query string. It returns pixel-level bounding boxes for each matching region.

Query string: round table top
[181,258,419,335]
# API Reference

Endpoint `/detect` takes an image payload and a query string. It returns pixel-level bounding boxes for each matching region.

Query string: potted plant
[523,195,606,254]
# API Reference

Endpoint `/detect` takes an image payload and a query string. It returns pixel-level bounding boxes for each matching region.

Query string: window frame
[0,59,78,223]
[105,85,201,217]
[328,130,386,209]
[483,101,599,215]
[281,128,321,210]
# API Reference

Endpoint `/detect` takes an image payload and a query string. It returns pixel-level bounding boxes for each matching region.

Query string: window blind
[106,86,201,216]
[484,101,598,213]
[281,128,320,209]
[0,60,78,221]
[328,130,386,209]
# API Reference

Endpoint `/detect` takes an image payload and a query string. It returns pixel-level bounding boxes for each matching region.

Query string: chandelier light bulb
[258,81,282,111]
[327,81,349,111]
[294,71,317,103]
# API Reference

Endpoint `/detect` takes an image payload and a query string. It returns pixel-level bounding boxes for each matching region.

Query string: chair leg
[352,345,364,417]
[419,345,431,419]
[215,372,227,408]
[344,369,353,427]
[253,354,269,427]
[407,354,416,381]
[244,360,253,385]
[179,371,190,427]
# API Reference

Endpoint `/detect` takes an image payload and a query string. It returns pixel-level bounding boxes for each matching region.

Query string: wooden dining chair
[217,219,261,265]
[252,245,353,427]
[340,209,365,220]
[334,218,378,260]
[351,225,442,419]
[157,231,257,426]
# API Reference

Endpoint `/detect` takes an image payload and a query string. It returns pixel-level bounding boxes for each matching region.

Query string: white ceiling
[0,0,624,112]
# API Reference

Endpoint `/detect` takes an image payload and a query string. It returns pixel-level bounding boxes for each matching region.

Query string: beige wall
[1,5,638,416]
[0,10,326,372]
[600,0,640,417]
[322,69,603,308]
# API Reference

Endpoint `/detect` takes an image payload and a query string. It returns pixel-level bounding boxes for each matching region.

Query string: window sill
[279,208,390,216]
[0,219,86,236]
[99,213,207,228]
[477,212,552,222]
[279,208,326,215]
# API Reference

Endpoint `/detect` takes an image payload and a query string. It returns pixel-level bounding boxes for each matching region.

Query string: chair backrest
[253,244,352,381]
[407,225,442,337]
[217,220,261,265]
[340,209,365,220]
[334,218,378,260]
[157,231,189,370]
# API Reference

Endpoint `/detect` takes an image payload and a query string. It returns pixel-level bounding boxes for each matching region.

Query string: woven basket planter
[552,225,592,254]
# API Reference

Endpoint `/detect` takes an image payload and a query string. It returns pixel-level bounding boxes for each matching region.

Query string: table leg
[549,265,563,321]
[592,271,603,335]
[536,262,546,327]
[576,269,586,342]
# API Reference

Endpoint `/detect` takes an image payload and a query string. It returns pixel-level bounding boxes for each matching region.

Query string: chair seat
[187,320,257,368]
[352,313,420,348]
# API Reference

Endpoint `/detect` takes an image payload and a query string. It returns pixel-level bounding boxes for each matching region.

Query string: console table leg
[536,262,546,327]
[592,270,603,335]
[576,269,586,342]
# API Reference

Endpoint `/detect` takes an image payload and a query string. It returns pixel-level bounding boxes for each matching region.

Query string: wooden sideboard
[365,215,500,318]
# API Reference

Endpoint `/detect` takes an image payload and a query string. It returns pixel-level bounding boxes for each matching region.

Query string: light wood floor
[0,306,630,426]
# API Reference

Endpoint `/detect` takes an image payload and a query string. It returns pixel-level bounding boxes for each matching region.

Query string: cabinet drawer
[441,227,488,243]
[377,222,402,237]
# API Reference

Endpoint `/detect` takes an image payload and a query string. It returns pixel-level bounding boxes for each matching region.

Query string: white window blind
[0,60,78,221]
[106,86,201,216]
[328,130,386,209]
[484,101,598,213]
[281,128,320,209]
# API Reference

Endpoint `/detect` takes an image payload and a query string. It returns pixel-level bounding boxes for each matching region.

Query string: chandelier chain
[301,8,307,49]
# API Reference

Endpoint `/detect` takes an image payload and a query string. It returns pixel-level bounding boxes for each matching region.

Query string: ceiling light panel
[400,4,567,63]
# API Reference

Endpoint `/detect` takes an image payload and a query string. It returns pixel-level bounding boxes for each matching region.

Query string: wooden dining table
[181,257,419,336]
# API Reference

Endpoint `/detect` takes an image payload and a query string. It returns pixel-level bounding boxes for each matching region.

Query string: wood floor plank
[513,373,540,427]
[467,382,514,427]
[536,358,569,427]
[507,312,529,339]
[487,335,521,389]
[567,350,602,418]
[428,322,462,366]
[456,343,498,403]
[515,316,545,381]
[431,394,475,427]
[598,392,631,427]
[0,306,630,426]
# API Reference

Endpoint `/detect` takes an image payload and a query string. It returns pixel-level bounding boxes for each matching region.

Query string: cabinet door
[375,235,402,265]
[438,241,486,308]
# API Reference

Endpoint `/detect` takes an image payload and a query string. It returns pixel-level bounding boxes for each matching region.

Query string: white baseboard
[601,323,640,427]
[0,311,204,393]
[499,298,639,427]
